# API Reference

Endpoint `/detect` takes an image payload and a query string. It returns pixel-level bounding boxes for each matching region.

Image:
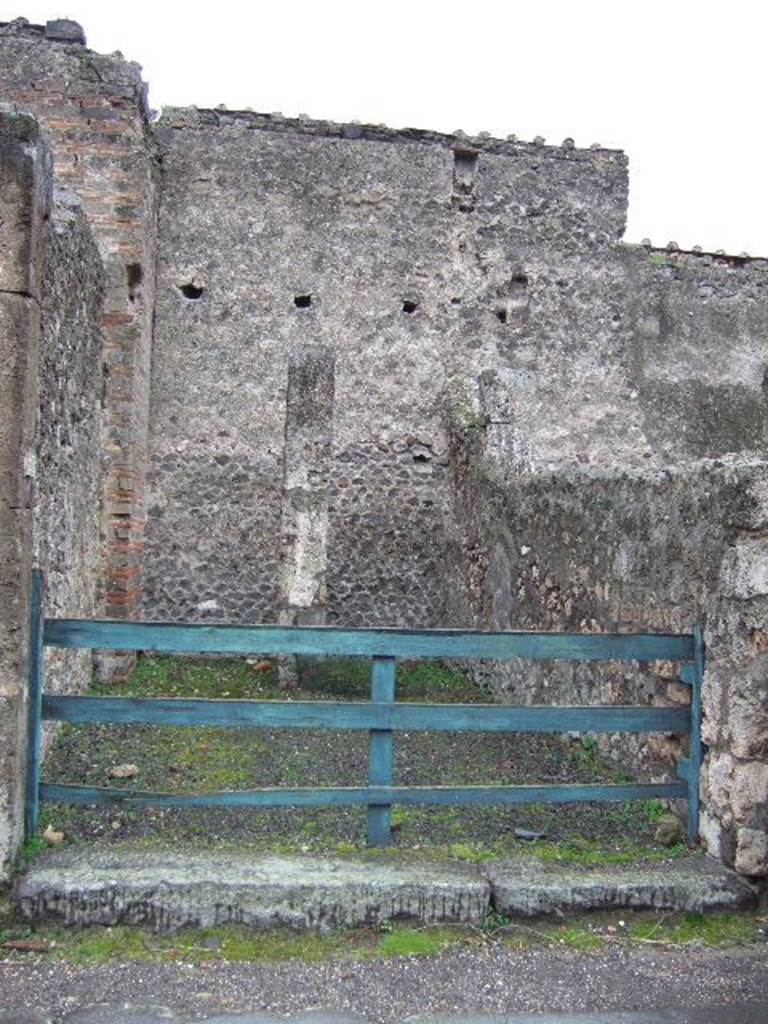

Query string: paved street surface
[1,945,767,1023]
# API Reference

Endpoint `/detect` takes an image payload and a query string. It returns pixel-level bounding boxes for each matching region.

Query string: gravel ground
[39,656,677,855]
[1,945,767,1021]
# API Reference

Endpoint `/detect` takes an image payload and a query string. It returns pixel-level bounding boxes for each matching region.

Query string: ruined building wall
[448,246,768,875]
[145,108,627,627]
[0,20,767,877]
[36,187,105,703]
[0,18,158,679]
[0,112,105,878]
[0,113,47,879]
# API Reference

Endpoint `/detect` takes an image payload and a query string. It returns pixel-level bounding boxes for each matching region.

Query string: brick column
[0,19,158,679]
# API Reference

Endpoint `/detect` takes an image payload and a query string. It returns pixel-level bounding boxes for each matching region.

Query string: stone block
[486,854,757,916]
[735,826,768,877]
[44,19,86,44]
[731,760,768,822]
[0,114,51,298]
[701,652,768,758]
[720,536,768,599]
[16,848,491,931]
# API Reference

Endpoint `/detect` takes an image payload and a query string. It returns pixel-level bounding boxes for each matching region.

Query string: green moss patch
[629,911,759,947]
[1,910,761,966]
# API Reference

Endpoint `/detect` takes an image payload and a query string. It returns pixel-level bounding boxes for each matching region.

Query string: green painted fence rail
[26,570,705,847]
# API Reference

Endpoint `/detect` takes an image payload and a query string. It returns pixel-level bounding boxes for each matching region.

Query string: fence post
[367,655,396,846]
[25,569,45,838]
[686,623,704,845]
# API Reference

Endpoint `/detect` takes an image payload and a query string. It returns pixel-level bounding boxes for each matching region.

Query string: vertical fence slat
[25,570,45,838]
[367,655,396,846]
[687,623,705,845]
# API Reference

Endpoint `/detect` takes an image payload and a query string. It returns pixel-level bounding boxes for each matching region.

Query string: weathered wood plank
[25,569,45,838]
[42,695,691,734]
[39,780,689,808]
[367,656,396,846]
[44,618,694,662]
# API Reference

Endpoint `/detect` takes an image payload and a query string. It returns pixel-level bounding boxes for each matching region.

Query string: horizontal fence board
[40,781,689,809]
[44,619,694,662]
[42,695,691,734]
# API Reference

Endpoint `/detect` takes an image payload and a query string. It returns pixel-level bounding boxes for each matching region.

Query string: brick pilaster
[0,19,158,677]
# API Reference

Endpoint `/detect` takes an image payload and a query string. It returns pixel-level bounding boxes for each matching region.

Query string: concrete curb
[4,1007,768,1024]
[15,848,758,932]
[485,853,757,916]
[15,848,490,931]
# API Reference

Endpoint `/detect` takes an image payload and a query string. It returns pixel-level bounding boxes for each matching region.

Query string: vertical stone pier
[0,19,158,682]
[277,347,335,686]
[0,115,49,875]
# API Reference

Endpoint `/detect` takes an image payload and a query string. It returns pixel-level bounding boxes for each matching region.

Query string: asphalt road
[1,945,767,1023]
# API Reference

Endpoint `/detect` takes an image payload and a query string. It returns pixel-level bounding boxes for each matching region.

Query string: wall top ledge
[156,105,627,165]
[0,17,86,45]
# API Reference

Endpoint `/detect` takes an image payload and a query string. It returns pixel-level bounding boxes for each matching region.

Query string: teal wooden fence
[26,570,704,846]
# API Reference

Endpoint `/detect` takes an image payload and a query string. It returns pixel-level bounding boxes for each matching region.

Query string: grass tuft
[374,926,460,958]
[0,911,762,966]
[630,911,758,947]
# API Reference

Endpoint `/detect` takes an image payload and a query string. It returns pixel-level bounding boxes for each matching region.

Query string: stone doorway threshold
[15,847,758,932]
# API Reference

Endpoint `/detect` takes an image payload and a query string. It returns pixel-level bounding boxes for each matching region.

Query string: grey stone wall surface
[0,109,105,879]
[146,110,628,627]
[450,413,768,875]
[141,104,768,875]
[2,22,768,877]
[457,247,768,478]
[0,112,49,879]
[0,17,158,683]
[35,189,105,700]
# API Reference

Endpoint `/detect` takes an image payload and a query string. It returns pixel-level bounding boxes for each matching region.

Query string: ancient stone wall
[35,188,105,704]
[0,112,104,879]
[0,17,157,680]
[0,19,766,877]
[0,113,49,878]
[145,108,627,627]
[448,248,768,875]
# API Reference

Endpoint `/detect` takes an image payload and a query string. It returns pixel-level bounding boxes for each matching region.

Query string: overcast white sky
[4,0,767,256]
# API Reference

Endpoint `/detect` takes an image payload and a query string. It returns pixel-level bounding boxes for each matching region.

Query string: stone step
[15,847,757,932]
[15,848,490,931]
[486,853,757,917]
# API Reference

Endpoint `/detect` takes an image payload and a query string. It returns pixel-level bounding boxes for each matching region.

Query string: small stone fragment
[514,828,547,841]
[1,938,50,952]
[654,812,685,847]
[248,659,272,672]
[44,19,86,44]
[42,824,65,845]
[109,763,139,780]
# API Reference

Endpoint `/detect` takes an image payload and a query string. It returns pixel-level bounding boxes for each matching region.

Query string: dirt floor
[38,654,684,861]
